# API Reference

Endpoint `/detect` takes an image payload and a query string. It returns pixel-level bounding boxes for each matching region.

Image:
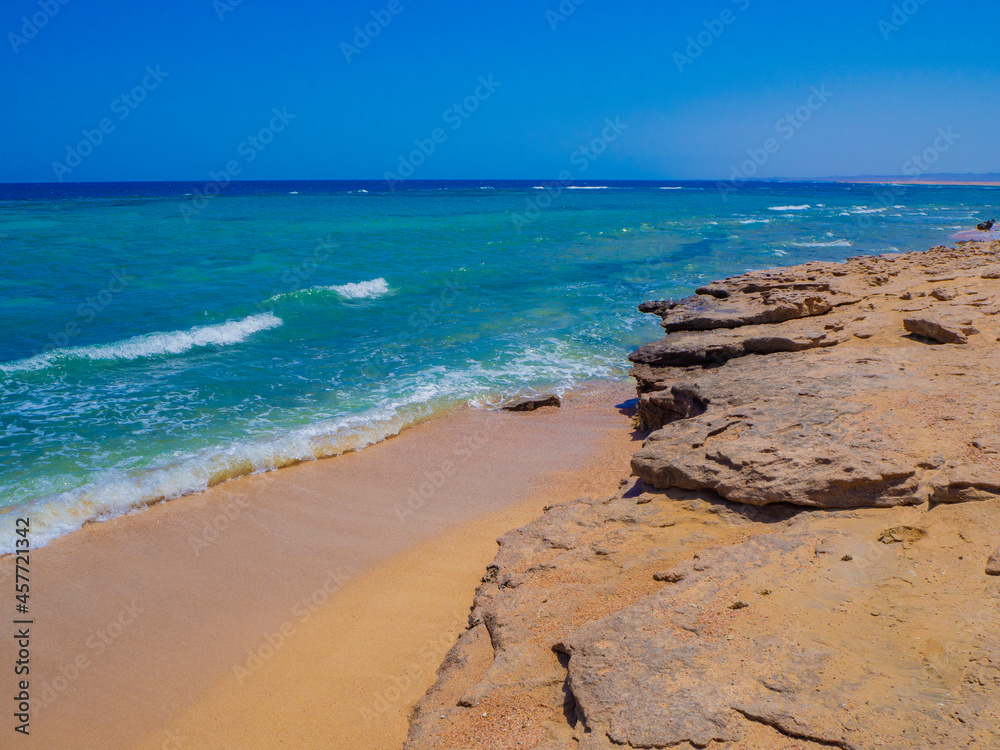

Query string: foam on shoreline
[1,381,634,750]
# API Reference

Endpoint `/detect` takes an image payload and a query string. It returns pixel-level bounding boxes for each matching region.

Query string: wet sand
[2,381,638,749]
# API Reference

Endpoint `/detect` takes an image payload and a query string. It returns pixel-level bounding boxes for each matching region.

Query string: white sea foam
[268,278,392,304]
[768,205,811,211]
[660,187,684,190]
[566,186,609,189]
[328,277,390,300]
[1,342,622,550]
[0,313,283,374]
[850,207,887,214]
[788,240,853,248]
[0,393,438,550]
[738,218,771,224]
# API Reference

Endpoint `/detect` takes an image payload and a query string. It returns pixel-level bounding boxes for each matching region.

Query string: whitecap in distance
[0,313,283,374]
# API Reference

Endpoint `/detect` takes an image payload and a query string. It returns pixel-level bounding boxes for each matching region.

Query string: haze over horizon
[3,0,997,184]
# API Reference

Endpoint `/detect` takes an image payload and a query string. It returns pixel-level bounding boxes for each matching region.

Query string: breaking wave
[1,313,283,374]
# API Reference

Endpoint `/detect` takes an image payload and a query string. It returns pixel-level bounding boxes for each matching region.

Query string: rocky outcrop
[404,242,1000,750]
[405,484,1000,750]
[902,314,978,344]
[637,282,858,334]
[631,242,1000,510]
[628,319,842,369]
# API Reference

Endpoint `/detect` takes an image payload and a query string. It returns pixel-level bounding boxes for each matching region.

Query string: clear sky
[2,0,997,182]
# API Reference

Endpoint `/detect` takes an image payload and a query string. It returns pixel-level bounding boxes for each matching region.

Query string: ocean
[2,179,997,548]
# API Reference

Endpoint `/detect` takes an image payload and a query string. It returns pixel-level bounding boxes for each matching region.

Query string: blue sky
[1,0,997,182]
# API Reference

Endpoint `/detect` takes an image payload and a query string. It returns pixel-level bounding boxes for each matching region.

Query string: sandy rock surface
[631,242,1000,510]
[404,242,1000,750]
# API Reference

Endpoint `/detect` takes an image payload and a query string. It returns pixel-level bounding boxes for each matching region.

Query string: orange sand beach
[0,382,638,750]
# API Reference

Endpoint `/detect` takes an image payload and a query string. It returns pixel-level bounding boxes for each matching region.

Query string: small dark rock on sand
[501,393,562,412]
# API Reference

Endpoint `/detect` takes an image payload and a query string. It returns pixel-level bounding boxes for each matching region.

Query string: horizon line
[3,175,1000,187]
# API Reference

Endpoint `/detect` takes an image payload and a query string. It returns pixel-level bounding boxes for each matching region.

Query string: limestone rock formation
[404,242,1000,750]
[631,242,1000,510]
[404,485,1000,750]
[903,314,979,343]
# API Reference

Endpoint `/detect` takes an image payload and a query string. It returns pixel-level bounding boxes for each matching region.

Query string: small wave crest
[788,240,853,248]
[0,313,282,374]
[768,205,811,212]
[738,218,771,224]
[330,277,390,300]
[1,342,622,549]
[267,278,391,304]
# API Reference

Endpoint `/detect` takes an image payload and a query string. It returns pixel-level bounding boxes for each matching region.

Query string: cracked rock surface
[403,243,1000,750]
[631,242,1000,510]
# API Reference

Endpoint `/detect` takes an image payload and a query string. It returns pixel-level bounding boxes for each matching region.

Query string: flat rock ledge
[404,243,1000,750]
[630,242,1000,510]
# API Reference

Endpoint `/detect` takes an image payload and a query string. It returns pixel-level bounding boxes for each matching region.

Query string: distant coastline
[816,172,1000,187]
[836,178,1000,187]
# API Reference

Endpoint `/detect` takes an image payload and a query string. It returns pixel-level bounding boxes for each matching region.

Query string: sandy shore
[1,381,638,749]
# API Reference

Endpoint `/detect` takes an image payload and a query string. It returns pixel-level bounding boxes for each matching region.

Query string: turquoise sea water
[1,180,998,547]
